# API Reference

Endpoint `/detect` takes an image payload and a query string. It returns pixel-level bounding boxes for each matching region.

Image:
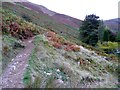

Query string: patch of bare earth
[0,38,34,88]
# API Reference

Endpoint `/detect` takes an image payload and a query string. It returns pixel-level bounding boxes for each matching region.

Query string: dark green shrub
[22,14,31,22]
[79,14,100,46]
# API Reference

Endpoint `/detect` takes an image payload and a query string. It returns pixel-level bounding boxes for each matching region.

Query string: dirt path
[0,37,34,88]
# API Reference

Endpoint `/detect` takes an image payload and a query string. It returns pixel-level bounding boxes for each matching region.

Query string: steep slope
[2,2,80,42]
[20,2,82,28]
[21,1,119,31]
[22,32,118,88]
[52,14,82,28]
[1,3,119,88]
[3,2,118,40]
[20,2,46,14]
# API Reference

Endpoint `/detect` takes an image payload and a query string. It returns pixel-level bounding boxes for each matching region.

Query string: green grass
[22,34,118,88]
[45,75,55,88]
[23,35,42,87]
[0,49,2,75]
[33,35,44,46]
[23,67,32,87]
[3,2,116,60]
[2,35,24,71]
[2,35,19,47]
[2,2,79,41]
[32,76,41,88]
[2,2,118,88]
[98,41,118,49]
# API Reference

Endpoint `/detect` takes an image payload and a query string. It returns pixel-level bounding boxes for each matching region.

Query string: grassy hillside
[20,2,82,28]
[23,34,118,88]
[2,2,113,56]
[2,2,80,41]
[1,2,119,88]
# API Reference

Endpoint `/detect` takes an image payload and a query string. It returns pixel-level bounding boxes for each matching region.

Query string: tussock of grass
[45,75,55,88]
[32,76,41,88]
[23,67,32,87]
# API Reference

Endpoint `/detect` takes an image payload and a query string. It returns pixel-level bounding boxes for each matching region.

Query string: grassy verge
[23,35,44,88]
[2,35,24,71]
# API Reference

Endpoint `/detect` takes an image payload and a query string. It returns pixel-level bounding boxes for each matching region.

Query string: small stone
[44,71,46,74]
[11,66,16,70]
[59,76,62,79]
[56,69,60,72]
[28,40,32,43]
[24,54,27,56]
[46,72,52,76]
[11,59,14,61]
[18,55,23,58]
[58,79,64,84]
[77,62,80,65]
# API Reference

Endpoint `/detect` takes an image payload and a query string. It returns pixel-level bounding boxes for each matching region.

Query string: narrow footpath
[0,38,34,88]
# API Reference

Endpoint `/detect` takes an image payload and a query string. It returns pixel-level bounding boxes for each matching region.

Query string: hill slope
[21,2,82,28]
[21,1,119,34]
[104,18,120,34]
[1,4,119,88]
[3,1,119,37]
[2,2,81,44]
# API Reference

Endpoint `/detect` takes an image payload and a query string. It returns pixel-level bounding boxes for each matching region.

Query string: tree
[79,14,100,46]
[102,27,116,42]
[116,32,120,42]
[98,20,105,43]
[108,30,116,42]
[102,28,109,41]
